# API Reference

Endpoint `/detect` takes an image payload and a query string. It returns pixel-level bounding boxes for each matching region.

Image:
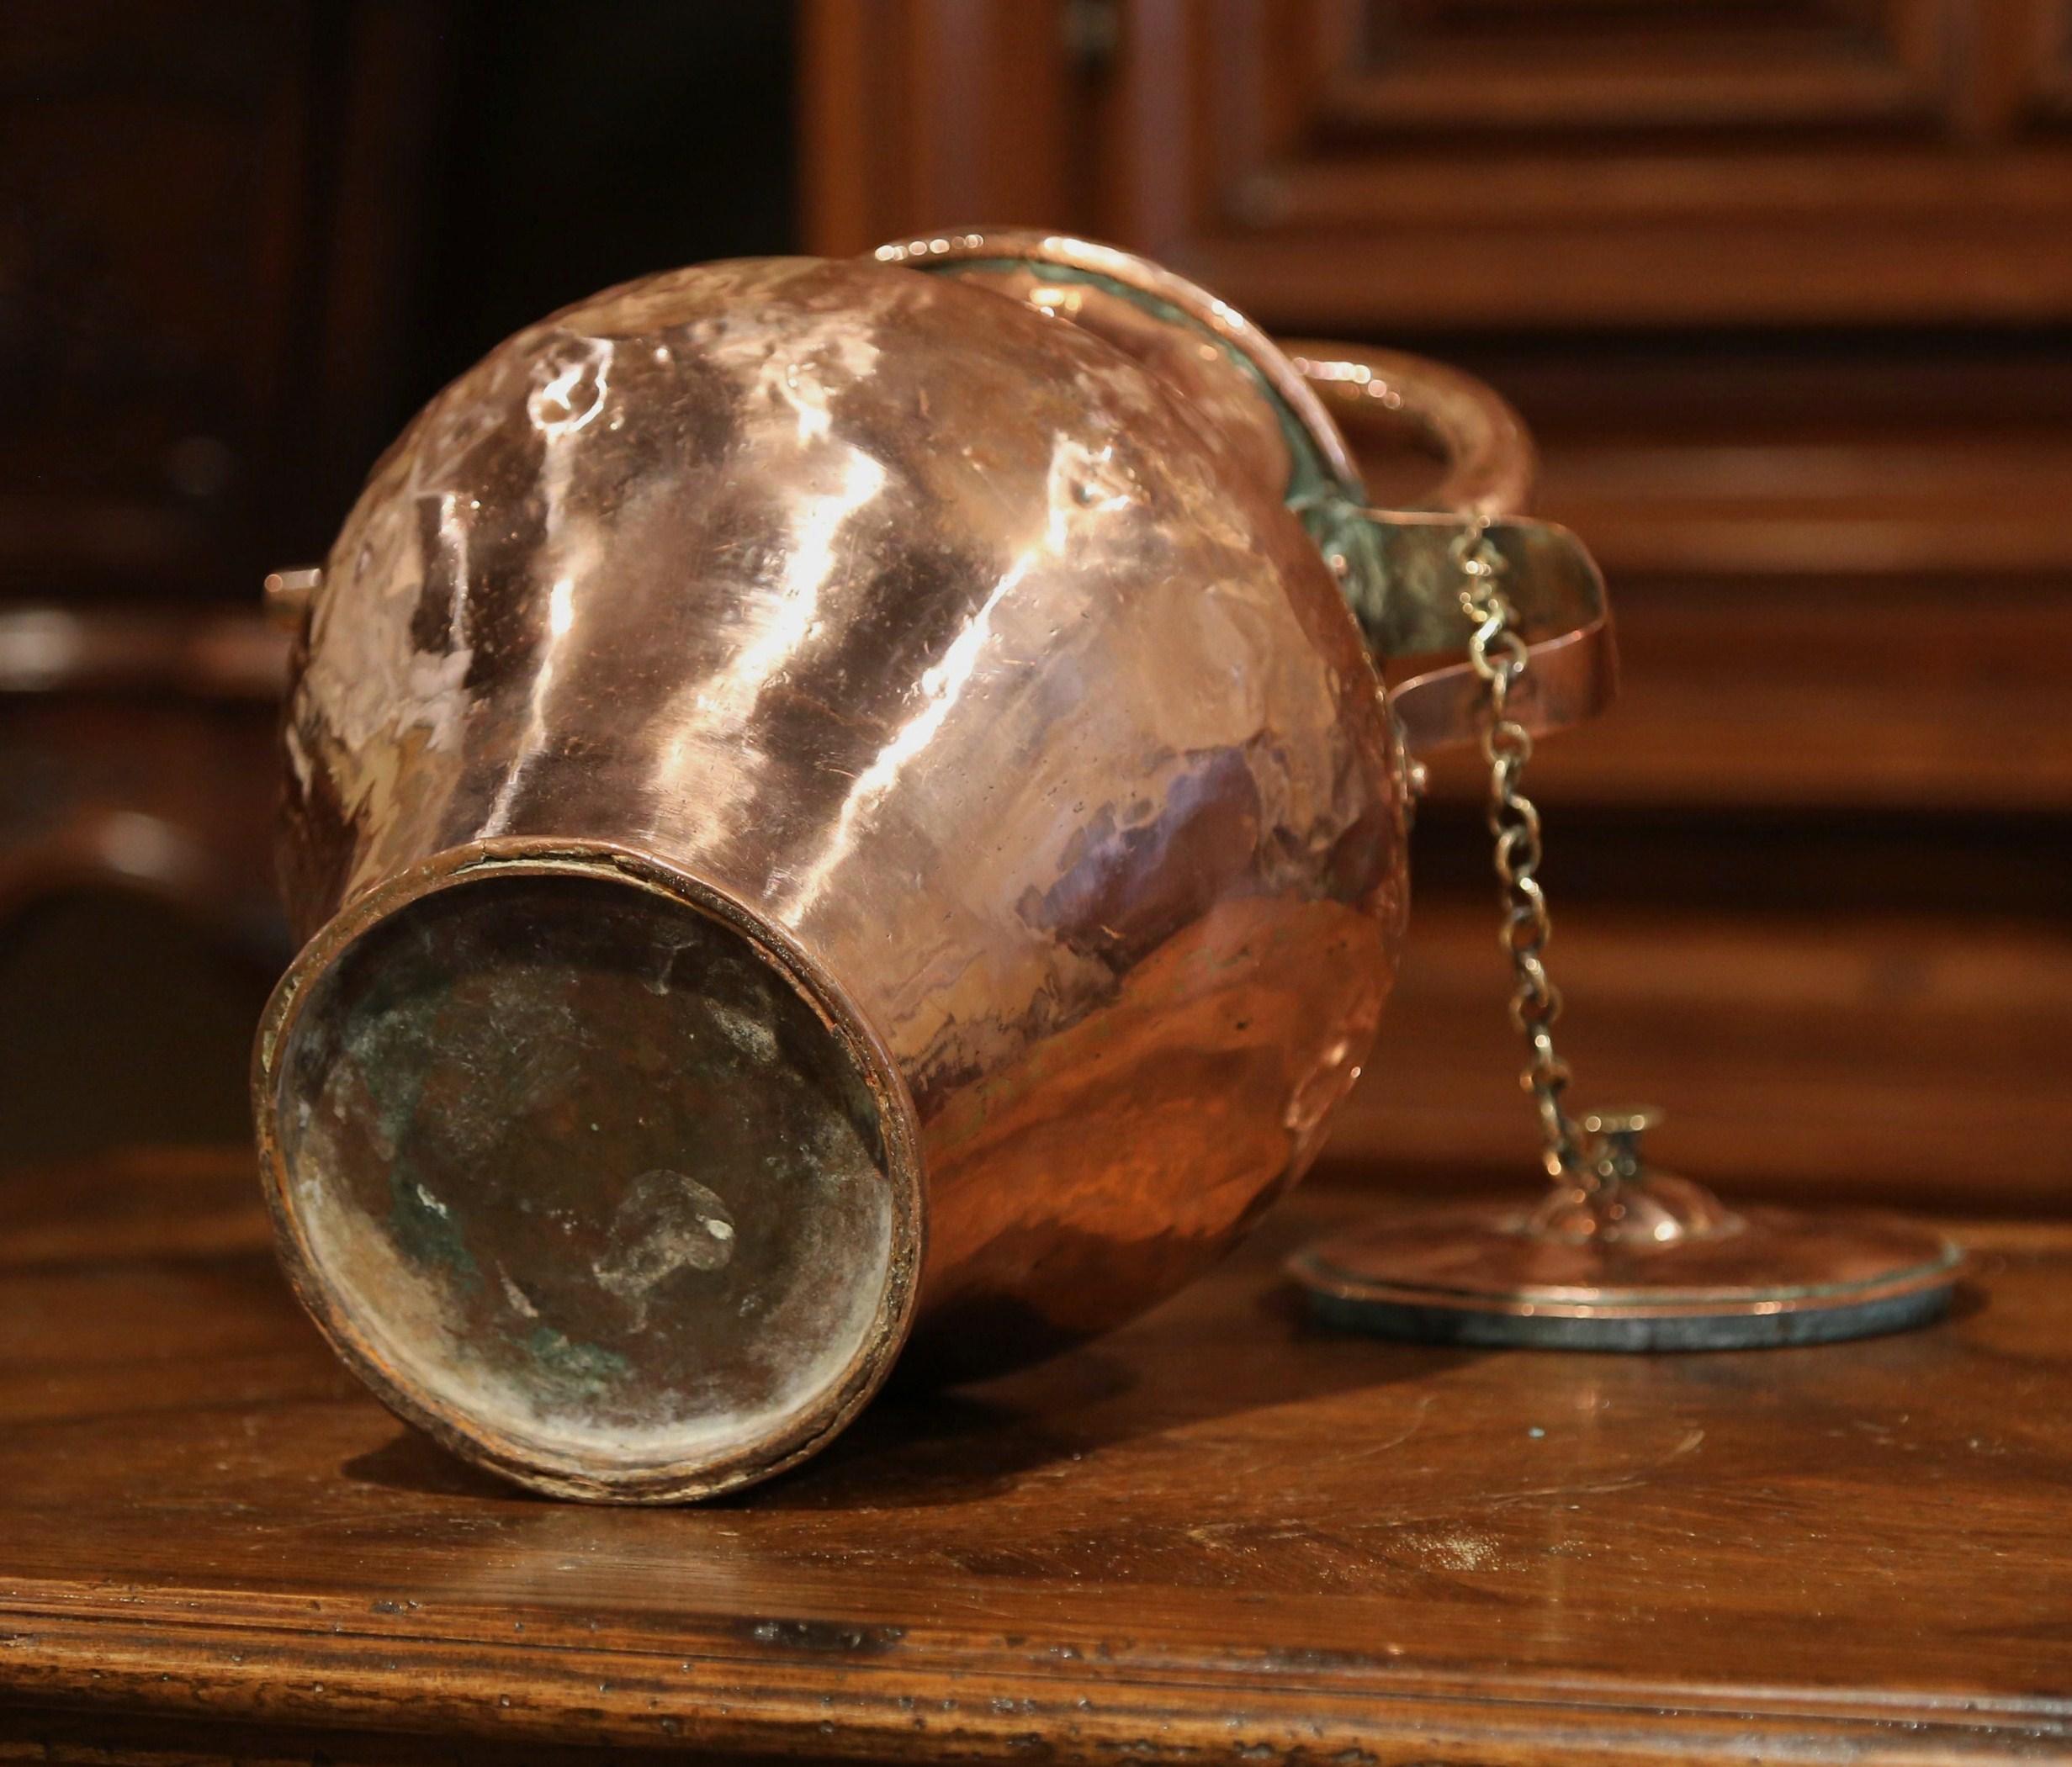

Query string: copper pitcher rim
[252,836,929,1503]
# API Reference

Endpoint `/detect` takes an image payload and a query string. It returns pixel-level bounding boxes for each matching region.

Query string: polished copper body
[256,248,1411,1500]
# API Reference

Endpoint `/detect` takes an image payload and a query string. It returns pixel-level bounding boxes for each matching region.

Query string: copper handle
[1282,341,1614,754]
[1281,341,1539,519]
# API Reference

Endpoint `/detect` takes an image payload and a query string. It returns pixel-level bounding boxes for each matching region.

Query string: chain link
[1451,519,1587,1188]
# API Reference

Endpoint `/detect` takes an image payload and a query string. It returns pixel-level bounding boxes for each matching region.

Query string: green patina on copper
[336,960,481,1290]
[526,1325,633,1396]
[275,871,899,1445]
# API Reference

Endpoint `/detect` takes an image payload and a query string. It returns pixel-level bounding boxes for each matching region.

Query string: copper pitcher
[252,230,1610,1500]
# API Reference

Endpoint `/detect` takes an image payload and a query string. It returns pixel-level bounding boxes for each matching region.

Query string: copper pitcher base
[255,841,925,1501]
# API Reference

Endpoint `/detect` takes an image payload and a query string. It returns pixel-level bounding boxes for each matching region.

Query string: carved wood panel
[1319,1,1962,134]
[1174,0,2072,326]
[804,0,2072,329]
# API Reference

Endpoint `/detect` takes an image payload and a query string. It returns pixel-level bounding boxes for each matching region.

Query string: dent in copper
[256,251,1407,1500]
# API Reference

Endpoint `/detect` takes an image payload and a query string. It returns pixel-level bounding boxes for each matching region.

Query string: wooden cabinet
[807,1,2072,326]
[0,0,445,603]
[803,0,2072,1212]
[0,2,808,1173]
[0,0,446,1166]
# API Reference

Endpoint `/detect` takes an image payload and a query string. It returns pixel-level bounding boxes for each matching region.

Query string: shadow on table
[747,1288,1477,1513]
[342,1280,1480,1513]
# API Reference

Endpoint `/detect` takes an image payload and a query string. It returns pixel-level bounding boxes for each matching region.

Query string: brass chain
[1451,519,1587,1188]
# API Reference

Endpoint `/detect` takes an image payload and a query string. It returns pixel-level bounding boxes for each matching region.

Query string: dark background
[0,0,798,1167]
[4,0,2068,1209]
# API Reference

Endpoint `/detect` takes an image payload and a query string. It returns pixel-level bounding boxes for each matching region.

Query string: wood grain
[1318,900,2072,1209]
[1408,575,2072,813]
[2,1147,2067,1762]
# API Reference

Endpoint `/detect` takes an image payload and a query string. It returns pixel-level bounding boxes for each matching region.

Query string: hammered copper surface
[257,253,1407,1499]
[898,230,1614,759]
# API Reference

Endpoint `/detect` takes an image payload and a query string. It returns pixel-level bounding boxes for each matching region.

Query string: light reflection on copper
[258,251,1406,1500]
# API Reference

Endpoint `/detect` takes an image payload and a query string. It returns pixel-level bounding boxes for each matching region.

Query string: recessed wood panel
[1320,900,2072,1209]
[803,0,2072,328]
[1322,0,1958,134]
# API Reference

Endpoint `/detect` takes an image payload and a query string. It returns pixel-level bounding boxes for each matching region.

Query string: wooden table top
[3,1147,2068,1764]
